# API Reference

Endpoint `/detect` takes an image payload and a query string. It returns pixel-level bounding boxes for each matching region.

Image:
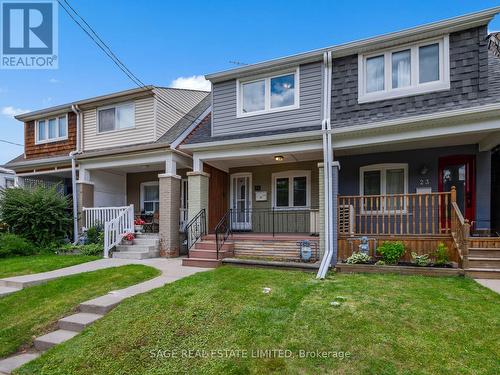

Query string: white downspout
[70,104,81,244]
[317,51,334,279]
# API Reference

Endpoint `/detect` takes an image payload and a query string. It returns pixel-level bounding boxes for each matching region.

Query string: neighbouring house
[0,167,15,189]
[177,8,500,277]
[2,9,500,279]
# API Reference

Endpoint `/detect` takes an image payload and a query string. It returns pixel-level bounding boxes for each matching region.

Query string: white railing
[103,205,134,258]
[180,208,188,231]
[82,206,132,230]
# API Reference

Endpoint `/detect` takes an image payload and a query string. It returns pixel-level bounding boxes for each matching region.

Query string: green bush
[79,243,103,256]
[0,186,71,246]
[85,225,103,245]
[434,243,449,266]
[377,241,405,264]
[0,233,35,257]
[411,252,431,267]
[346,252,371,264]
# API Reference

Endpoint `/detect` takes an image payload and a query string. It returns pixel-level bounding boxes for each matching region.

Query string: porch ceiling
[104,163,166,174]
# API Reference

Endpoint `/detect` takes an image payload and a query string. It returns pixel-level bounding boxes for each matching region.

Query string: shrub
[346,252,371,264]
[375,260,386,266]
[85,225,103,245]
[0,233,35,257]
[79,243,103,256]
[377,241,405,264]
[434,243,449,266]
[411,252,430,267]
[0,186,71,246]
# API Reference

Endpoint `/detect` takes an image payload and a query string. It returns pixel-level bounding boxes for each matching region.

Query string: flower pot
[134,225,143,233]
[122,240,134,245]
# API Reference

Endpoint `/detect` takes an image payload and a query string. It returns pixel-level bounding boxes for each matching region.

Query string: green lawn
[16,267,500,375]
[0,255,100,279]
[0,265,160,358]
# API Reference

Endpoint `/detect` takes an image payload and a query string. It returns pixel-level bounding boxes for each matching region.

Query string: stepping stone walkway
[0,258,209,374]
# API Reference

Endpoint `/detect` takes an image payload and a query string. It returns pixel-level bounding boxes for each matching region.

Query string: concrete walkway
[0,258,209,374]
[475,279,500,294]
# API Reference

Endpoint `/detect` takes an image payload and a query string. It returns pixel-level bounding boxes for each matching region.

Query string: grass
[0,264,160,358]
[16,267,500,375]
[0,255,100,279]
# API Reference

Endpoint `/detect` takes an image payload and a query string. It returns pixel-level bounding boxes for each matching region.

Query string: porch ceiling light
[274,155,285,162]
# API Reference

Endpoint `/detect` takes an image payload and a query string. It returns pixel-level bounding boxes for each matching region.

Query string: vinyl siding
[212,62,323,136]
[82,96,155,151]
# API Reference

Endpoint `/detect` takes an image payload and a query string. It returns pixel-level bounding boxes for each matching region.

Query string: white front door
[230,173,252,231]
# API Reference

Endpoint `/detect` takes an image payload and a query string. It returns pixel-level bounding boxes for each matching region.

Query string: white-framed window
[140,181,159,214]
[272,171,311,209]
[236,68,299,117]
[97,102,135,133]
[358,36,450,103]
[359,164,408,213]
[5,178,15,189]
[35,114,68,144]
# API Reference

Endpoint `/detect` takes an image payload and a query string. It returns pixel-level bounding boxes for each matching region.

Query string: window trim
[35,114,68,144]
[236,67,300,118]
[359,163,408,214]
[357,35,450,103]
[96,102,136,134]
[140,181,159,214]
[4,177,15,189]
[271,170,311,210]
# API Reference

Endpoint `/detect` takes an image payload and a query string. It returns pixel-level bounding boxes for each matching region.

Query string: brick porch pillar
[187,171,210,222]
[76,181,94,232]
[159,173,181,257]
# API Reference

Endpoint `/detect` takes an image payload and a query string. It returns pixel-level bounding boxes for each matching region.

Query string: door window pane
[276,178,289,207]
[363,171,381,195]
[392,50,411,89]
[443,165,466,214]
[58,116,67,137]
[386,168,405,210]
[242,80,265,113]
[38,120,46,141]
[419,44,439,83]
[117,103,134,129]
[98,108,115,132]
[293,176,307,207]
[271,74,295,108]
[366,55,385,93]
[48,118,57,139]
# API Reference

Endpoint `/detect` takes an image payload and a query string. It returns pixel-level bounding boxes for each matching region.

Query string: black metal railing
[227,207,320,236]
[215,209,232,259]
[184,209,207,257]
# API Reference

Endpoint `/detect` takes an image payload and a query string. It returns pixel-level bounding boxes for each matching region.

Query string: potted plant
[122,232,135,245]
[134,218,145,233]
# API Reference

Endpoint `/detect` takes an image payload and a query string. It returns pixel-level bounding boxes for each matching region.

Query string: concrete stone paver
[475,279,500,294]
[0,353,40,374]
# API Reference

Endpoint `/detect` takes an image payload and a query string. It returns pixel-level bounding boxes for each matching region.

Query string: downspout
[317,51,335,279]
[70,104,81,244]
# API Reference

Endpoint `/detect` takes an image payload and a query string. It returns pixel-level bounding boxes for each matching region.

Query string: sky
[0,0,499,164]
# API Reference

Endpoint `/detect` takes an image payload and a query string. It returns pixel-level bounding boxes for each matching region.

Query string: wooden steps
[465,240,500,279]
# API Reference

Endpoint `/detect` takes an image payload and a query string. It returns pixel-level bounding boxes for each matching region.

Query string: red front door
[438,155,476,224]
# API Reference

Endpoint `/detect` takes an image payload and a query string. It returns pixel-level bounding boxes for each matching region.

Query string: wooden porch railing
[450,188,470,268]
[338,191,452,236]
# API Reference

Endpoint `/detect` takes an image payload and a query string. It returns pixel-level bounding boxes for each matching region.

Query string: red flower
[123,232,135,241]
[134,218,145,225]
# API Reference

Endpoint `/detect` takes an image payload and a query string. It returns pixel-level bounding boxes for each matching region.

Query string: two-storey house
[179,8,500,277]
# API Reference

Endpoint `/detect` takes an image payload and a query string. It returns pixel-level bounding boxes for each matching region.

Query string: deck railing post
[450,186,456,203]
[463,219,470,269]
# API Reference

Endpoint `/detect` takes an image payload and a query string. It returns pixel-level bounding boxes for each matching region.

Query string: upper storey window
[36,115,68,144]
[237,68,299,117]
[97,102,135,133]
[358,36,450,103]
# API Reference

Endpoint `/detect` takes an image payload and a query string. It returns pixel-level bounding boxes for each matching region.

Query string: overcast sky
[1,0,499,164]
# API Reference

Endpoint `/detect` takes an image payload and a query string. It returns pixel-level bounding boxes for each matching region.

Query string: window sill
[35,136,68,145]
[236,104,299,119]
[96,126,136,135]
[272,206,312,211]
[358,81,450,104]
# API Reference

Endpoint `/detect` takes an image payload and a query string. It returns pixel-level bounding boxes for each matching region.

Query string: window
[358,36,449,103]
[360,164,408,212]
[237,68,299,117]
[5,178,15,189]
[35,115,68,143]
[97,102,135,133]
[141,182,159,214]
[272,171,310,208]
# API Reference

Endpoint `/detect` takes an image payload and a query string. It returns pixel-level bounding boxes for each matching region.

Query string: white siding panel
[91,169,126,207]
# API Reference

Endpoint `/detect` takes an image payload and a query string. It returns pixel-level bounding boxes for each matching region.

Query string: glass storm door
[438,155,475,225]
[231,174,252,231]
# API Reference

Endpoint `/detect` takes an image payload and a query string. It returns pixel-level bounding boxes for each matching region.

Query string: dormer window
[237,68,299,117]
[358,36,450,103]
[35,115,68,144]
[97,102,135,133]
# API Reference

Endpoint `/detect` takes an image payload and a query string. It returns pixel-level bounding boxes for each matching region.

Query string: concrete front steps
[182,238,234,268]
[465,247,500,279]
[113,233,160,259]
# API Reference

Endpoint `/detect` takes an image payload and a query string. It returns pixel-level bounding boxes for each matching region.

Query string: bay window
[36,115,68,144]
[238,68,299,117]
[272,171,310,209]
[358,36,450,102]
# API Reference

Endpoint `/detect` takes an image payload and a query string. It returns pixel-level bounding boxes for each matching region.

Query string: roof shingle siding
[330,26,498,128]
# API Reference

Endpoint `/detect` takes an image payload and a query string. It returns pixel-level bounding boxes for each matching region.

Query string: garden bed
[336,262,464,276]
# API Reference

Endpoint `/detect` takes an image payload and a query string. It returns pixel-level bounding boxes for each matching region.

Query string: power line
[0,139,23,146]
[58,0,199,123]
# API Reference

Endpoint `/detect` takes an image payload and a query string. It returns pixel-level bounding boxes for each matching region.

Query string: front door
[230,173,252,231]
[438,155,475,224]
